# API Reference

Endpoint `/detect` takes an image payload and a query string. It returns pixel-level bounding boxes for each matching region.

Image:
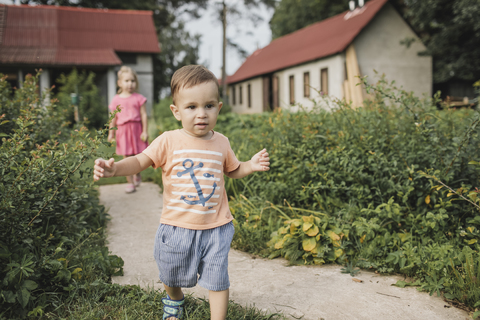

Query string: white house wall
[353,3,432,98]
[273,54,344,111]
[123,54,154,116]
[229,77,264,114]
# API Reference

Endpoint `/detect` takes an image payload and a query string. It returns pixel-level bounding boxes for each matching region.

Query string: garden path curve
[101,182,470,320]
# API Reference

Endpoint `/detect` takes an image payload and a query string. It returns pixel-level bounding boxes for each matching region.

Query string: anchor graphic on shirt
[177,159,217,207]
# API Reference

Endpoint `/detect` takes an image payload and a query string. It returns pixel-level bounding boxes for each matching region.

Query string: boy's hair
[171,65,219,104]
[117,66,139,94]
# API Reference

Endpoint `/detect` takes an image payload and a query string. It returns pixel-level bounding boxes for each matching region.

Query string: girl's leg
[209,289,229,320]
[123,155,135,193]
[124,155,134,185]
[134,172,142,186]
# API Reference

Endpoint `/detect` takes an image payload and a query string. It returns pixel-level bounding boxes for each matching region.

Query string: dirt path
[101,182,470,320]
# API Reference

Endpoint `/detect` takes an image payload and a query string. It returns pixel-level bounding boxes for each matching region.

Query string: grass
[46,283,285,320]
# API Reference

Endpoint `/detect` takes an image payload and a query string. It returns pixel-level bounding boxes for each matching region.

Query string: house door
[263,76,274,111]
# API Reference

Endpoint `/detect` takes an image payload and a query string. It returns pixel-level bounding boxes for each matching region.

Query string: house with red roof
[227,0,432,113]
[0,4,160,114]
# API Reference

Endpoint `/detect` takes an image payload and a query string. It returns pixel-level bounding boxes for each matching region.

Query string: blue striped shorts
[153,222,234,291]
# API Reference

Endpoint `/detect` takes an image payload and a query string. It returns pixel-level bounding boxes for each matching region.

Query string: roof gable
[0,4,160,66]
[228,0,388,84]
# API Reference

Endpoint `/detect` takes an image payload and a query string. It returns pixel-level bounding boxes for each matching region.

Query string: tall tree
[269,0,351,39]
[392,0,480,84]
[212,0,276,98]
[20,0,208,101]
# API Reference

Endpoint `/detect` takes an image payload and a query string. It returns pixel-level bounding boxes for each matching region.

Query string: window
[231,85,236,105]
[321,68,328,95]
[273,76,279,109]
[247,84,251,108]
[289,75,295,105]
[303,72,310,97]
[239,85,243,104]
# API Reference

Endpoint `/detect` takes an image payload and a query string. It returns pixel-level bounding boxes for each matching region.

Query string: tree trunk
[221,0,227,101]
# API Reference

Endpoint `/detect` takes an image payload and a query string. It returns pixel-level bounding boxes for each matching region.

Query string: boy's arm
[225,149,270,179]
[94,153,153,181]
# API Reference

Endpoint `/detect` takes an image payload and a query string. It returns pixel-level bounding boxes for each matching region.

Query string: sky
[181,0,274,78]
[0,0,274,78]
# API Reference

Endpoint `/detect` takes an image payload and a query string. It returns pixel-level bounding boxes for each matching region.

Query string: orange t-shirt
[142,129,240,230]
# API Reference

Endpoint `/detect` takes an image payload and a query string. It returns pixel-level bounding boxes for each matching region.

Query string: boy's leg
[163,284,184,320]
[209,289,229,320]
[163,284,183,301]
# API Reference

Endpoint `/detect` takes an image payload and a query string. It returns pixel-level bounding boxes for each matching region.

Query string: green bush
[224,78,480,309]
[56,69,107,129]
[0,73,122,318]
[151,78,480,310]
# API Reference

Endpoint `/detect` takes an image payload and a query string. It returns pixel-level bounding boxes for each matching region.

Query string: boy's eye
[205,104,214,109]
[187,105,195,109]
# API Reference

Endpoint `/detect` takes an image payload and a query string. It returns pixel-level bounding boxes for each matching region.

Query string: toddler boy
[93,65,270,320]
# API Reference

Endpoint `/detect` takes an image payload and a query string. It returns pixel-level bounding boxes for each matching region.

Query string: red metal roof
[0,4,160,66]
[228,0,388,84]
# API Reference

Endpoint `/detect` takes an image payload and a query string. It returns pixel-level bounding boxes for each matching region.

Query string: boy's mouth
[195,123,208,128]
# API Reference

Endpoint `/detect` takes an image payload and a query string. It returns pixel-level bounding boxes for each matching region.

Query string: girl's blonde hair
[117,66,139,94]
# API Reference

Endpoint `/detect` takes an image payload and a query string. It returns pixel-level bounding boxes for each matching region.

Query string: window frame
[289,75,295,105]
[303,72,310,98]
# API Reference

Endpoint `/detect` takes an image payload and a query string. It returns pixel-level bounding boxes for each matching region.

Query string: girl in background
[108,66,148,193]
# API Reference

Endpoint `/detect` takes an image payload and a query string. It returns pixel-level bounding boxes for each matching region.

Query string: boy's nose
[196,108,207,117]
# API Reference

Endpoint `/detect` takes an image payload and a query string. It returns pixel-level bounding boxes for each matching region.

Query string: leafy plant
[151,76,480,311]
[341,261,360,277]
[0,72,121,318]
[56,68,107,129]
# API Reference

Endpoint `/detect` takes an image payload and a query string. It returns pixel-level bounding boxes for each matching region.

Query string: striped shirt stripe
[166,205,216,214]
[172,184,220,190]
[169,199,218,206]
[171,175,220,182]
[173,158,222,165]
[171,191,220,198]
[173,166,221,173]
[174,149,223,156]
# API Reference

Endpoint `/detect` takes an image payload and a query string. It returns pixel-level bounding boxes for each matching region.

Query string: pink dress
[109,93,148,156]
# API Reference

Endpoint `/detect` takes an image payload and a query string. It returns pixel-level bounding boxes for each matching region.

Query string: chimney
[358,0,365,8]
[349,1,355,11]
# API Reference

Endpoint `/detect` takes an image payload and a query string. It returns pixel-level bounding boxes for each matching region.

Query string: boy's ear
[218,101,223,113]
[170,104,181,121]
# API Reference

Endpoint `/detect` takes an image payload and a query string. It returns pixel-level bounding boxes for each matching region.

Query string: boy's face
[170,81,222,139]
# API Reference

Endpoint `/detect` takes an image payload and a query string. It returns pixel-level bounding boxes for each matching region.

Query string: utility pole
[221,0,227,100]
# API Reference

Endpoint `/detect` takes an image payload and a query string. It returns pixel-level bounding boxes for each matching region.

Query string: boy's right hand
[93,158,116,181]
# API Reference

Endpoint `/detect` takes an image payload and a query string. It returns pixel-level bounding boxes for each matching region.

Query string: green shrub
[56,69,107,129]
[0,73,122,318]
[151,77,480,310]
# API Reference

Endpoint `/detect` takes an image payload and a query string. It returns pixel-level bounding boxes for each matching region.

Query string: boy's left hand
[251,148,270,172]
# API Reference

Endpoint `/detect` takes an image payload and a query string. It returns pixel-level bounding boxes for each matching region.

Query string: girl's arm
[140,103,148,142]
[225,149,270,179]
[94,153,153,181]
